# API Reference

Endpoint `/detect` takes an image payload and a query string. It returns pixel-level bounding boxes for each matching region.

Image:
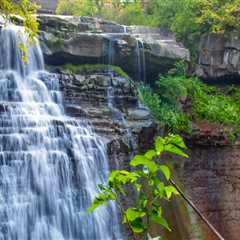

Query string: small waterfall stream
[106,38,136,156]
[0,25,122,240]
[136,39,146,83]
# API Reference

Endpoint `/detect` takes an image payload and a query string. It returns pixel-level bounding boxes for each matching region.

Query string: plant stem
[116,198,138,240]
[169,178,225,240]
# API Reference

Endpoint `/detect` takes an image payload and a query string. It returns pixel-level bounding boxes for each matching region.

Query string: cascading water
[0,25,123,240]
[106,38,136,154]
[135,39,146,83]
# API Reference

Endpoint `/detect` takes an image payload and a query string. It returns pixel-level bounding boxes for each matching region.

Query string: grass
[49,64,130,79]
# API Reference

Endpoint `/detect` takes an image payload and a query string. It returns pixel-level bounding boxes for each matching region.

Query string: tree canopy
[0,0,39,39]
[56,0,240,54]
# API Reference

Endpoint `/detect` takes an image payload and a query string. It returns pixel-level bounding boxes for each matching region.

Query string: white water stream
[0,25,122,240]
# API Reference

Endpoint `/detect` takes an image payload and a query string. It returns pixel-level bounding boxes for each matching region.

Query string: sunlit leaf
[164,144,189,158]
[130,155,158,173]
[165,186,179,199]
[159,165,171,180]
[145,149,157,160]
[155,137,164,155]
[151,215,171,231]
[126,208,145,222]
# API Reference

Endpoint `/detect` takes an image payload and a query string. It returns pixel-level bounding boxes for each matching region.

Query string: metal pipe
[169,178,225,240]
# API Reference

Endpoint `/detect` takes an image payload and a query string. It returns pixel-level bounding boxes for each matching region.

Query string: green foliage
[0,0,39,40]
[88,134,188,238]
[138,84,191,133]
[148,0,240,56]
[56,0,103,16]
[56,0,156,26]
[191,83,240,127]
[57,0,240,57]
[49,64,129,79]
[139,65,240,135]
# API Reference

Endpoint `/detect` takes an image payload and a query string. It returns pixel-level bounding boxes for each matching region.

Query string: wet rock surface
[38,14,240,240]
[178,144,240,240]
[174,121,240,240]
[56,71,156,170]
[52,68,240,240]
[196,33,240,82]
[38,14,190,81]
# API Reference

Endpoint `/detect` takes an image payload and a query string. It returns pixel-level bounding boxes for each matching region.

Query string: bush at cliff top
[51,64,129,79]
[88,134,188,239]
[149,0,240,56]
[139,72,240,136]
[56,0,240,57]
[56,0,156,26]
[0,0,39,40]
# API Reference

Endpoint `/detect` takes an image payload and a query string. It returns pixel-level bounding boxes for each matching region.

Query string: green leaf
[164,134,189,158]
[130,155,147,166]
[154,179,165,198]
[87,193,108,213]
[167,134,187,149]
[151,215,171,231]
[165,186,179,199]
[130,155,158,173]
[159,165,171,180]
[138,192,148,209]
[155,137,164,155]
[152,204,162,217]
[164,144,189,158]
[145,149,157,160]
[126,208,146,222]
[130,218,146,233]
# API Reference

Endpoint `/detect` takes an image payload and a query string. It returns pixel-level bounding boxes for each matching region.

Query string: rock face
[38,15,190,81]
[179,142,240,240]
[37,15,240,239]
[196,33,240,81]
[56,68,240,240]
[56,70,156,170]
[170,121,240,240]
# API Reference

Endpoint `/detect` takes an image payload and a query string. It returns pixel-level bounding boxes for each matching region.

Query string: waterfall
[106,38,136,160]
[0,25,122,240]
[135,39,146,83]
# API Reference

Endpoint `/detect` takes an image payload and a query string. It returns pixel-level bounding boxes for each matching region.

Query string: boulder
[196,32,240,81]
[37,14,190,82]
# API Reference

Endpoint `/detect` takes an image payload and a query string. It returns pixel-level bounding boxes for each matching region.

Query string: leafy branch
[87,134,188,239]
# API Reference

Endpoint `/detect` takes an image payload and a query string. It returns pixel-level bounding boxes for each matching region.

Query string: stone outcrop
[37,14,190,81]
[179,139,240,240]
[53,70,156,170]
[38,14,240,240]
[55,68,240,240]
[196,33,240,81]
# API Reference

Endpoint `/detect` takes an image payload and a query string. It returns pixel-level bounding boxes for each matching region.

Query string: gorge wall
[36,15,240,240]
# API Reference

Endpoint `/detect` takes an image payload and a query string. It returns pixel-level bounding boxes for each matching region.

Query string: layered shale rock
[37,14,190,81]
[196,33,240,81]
[54,70,156,169]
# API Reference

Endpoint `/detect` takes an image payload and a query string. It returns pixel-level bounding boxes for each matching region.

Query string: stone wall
[196,33,240,82]
[178,144,240,240]
[38,14,190,82]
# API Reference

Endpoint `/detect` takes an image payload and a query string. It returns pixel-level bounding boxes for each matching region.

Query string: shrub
[139,71,240,135]
[88,134,188,239]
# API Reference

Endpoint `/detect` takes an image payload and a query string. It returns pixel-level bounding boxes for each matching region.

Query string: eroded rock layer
[37,15,190,81]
